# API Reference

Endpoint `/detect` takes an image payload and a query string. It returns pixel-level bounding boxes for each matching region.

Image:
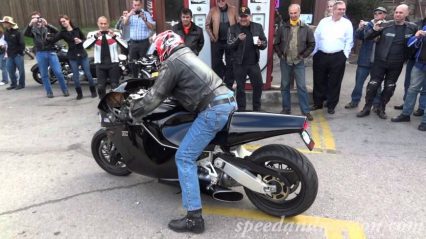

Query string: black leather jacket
[131,47,229,118]
[172,22,204,55]
[365,20,418,62]
[24,24,59,52]
[227,22,267,65]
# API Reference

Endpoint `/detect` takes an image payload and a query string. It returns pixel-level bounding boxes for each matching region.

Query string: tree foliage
[346,0,384,25]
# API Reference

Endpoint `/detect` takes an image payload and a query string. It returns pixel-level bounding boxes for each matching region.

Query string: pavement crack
[0,180,155,217]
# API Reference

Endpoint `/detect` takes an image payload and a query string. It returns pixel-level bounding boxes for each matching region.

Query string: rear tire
[244,144,318,217]
[91,129,131,176]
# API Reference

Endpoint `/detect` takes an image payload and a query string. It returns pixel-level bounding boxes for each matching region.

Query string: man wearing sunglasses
[345,7,387,111]
[206,0,238,89]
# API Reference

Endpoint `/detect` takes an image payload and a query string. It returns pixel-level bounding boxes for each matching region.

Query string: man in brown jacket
[206,0,238,89]
[273,4,315,120]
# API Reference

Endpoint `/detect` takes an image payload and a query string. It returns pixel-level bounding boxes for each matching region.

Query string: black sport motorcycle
[91,77,318,217]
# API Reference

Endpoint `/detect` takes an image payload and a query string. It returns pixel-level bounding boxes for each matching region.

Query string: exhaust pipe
[211,187,244,202]
[199,178,243,202]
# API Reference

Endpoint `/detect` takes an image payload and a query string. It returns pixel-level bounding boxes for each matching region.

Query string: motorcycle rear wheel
[91,129,131,176]
[244,144,318,217]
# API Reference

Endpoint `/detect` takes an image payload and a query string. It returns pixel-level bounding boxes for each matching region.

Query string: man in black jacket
[357,4,418,119]
[0,16,26,90]
[227,6,267,111]
[130,30,236,234]
[25,11,69,98]
[172,8,204,55]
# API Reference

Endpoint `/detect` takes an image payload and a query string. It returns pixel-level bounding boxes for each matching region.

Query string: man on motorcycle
[129,30,237,233]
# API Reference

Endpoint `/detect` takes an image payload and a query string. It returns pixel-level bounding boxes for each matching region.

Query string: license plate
[300,130,315,151]
[151,72,159,78]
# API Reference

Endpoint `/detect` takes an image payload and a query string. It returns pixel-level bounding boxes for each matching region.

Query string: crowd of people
[0,0,425,130]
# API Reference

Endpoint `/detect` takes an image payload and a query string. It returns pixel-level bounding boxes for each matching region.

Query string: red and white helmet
[153,30,184,62]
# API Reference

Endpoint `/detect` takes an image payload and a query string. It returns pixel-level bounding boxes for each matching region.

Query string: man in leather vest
[130,31,237,234]
[206,0,238,89]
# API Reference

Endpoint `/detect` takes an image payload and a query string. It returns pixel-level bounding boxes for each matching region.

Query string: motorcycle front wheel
[32,65,57,84]
[244,144,318,217]
[91,129,131,176]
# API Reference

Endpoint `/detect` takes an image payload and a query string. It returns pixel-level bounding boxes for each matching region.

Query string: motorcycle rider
[129,30,237,233]
[83,16,127,99]
[25,11,69,98]
[50,15,97,99]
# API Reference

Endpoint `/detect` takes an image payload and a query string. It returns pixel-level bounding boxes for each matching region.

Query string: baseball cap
[374,7,387,13]
[239,6,251,16]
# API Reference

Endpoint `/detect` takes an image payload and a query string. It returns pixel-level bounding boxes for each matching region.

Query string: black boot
[357,106,371,117]
[168,209,205,234]
[377,108,387,119]
[75,87,83,100]
[89,86,97,98]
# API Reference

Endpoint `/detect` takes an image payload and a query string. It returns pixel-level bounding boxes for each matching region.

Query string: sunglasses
[374,12,384,15]
[217,0,225,2]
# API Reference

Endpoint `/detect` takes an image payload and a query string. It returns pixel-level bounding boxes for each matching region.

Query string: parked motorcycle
[30,44,97,85]
[91,70,319,217]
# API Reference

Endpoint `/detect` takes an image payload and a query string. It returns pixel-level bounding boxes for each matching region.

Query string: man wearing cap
[228,6,267,111]
[0,16,26,90]
[345,7,387,110]
[206,0,238,89]
[273,3,315,121]
[357,4,418,119]
[311,1,353,115]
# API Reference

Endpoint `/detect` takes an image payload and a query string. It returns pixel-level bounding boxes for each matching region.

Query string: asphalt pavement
[0,55,425,239]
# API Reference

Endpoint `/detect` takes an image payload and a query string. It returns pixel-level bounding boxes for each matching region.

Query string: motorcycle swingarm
[213,154,288,196]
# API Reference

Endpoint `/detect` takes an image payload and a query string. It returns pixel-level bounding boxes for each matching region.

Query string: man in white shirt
[311,1,353,114]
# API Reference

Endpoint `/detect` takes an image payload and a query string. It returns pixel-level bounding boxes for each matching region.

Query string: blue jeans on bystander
[280,60,310,114]
[69,57,95,88]
[0,53,9,83]
[402,66,426,118]
[36,51,68,95]
[6,54,25,87]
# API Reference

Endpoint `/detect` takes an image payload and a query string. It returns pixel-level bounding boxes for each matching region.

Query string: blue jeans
[280,60,310,113]
[36,51,68,94]
[6,54,25,87]
[175,93,237,211]
[0,53,9,83]
[69,57,95,88]
[403,59,415,100]
[351,65,381,105]
[402,67,426,121]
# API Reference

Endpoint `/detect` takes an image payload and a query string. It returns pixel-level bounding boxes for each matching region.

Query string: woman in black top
[52,15,96,99]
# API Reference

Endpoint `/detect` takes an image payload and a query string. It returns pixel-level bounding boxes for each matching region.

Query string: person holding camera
[25,11,69,98]
[344,7,387,111]
[123,0,155,78]
[357,4,418,119]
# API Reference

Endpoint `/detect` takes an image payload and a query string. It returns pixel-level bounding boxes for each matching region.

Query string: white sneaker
[0,82,6,86]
